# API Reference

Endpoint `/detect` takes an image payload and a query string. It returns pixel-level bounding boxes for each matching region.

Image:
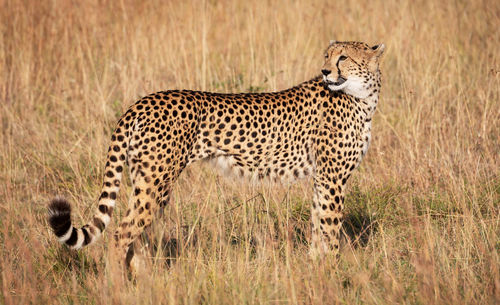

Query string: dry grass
[1,0,499,304]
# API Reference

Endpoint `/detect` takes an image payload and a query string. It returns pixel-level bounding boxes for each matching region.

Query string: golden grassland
[1,0,499,304]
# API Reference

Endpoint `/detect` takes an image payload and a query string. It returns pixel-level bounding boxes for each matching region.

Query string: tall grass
[0,0,498,304]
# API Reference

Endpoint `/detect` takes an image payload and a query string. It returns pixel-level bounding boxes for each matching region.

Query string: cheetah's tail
[48,115,133,250]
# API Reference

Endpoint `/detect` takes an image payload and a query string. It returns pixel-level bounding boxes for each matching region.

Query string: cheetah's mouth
[325,76,347,87]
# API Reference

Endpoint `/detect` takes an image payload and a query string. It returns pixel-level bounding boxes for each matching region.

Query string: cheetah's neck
[357,70,381,120]
[359,94,379,118]
[356,91,379,160]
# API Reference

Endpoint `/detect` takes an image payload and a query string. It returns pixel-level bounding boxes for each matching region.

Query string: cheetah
[48,41,385,268]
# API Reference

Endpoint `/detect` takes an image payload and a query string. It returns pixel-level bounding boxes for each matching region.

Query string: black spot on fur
[66,227,78,246]
[82,227,91,246]
[99,204,108,214]
[93,217,105,232]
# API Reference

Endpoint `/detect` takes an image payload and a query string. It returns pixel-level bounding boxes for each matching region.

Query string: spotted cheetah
[48,41,385,268]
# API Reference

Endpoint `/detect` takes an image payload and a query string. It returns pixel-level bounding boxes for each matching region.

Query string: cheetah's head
[321,41,385,99]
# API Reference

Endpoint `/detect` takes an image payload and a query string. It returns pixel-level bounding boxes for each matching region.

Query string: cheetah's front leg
[310,141,348,257]
[310,178,345,257]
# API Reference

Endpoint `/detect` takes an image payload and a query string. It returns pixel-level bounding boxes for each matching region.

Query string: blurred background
[0,0,498,304]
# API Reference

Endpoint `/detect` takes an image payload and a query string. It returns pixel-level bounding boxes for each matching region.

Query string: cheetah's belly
[207,149,315,183]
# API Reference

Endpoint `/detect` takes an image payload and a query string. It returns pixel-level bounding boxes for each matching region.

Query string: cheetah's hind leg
[113,174,163,274]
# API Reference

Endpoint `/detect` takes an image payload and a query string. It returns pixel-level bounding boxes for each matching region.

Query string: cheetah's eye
[324,53,329,59]
[338,55,347,62]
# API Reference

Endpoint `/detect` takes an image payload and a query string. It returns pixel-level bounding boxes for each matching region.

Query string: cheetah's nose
[321,69,331,76]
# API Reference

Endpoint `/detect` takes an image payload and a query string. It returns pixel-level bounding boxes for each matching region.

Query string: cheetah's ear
[329,40,336,45]
[371,44,385,57]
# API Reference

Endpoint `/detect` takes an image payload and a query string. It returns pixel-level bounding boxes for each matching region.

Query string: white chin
[327,82,348,92]
[327,78,372,99]
[343,82,371,99]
